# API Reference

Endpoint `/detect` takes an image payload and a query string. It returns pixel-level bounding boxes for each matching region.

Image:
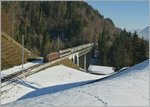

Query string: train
[59,43,94,57]
[44,52,60,62]
[44,43,94,62]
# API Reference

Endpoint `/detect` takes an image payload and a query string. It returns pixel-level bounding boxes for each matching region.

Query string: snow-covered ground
[1,65,106,105]
[1,59,43,78]
[88,65,114,74]
[3,60,149,106]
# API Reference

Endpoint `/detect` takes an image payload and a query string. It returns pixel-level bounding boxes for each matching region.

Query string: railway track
[1,43,94,83]
[1,54,68,83]
[1,64,43,83]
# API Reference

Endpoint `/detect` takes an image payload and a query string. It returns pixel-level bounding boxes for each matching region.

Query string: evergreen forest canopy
[1,1,149,70]
[98,29,149,70]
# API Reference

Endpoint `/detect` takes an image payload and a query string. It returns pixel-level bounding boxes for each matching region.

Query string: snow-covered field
[3,60,149,106]
[1,65,106,105]
[1,59,43,78]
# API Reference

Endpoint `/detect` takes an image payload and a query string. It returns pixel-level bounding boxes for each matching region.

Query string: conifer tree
[98,28,107,65]
[138,38,147,62]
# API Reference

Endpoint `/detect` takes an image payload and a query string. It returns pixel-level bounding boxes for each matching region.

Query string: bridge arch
[71,58,73,62]
[74,55,78,65]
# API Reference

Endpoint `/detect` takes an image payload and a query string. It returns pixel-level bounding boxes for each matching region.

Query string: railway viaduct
[59,43,95,70]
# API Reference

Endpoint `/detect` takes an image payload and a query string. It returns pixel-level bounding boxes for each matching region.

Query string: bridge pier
[69,53,80,66]
[84,54,86,70]
[77,56,79,66]
[73,57,75,64]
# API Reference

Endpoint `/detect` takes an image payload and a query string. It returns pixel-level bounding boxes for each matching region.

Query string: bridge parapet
[60,43,94,55]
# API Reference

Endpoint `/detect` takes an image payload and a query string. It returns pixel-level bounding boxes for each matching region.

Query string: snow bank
[1,65,105,105]
[88,65,114,74]
[3,60,149,106]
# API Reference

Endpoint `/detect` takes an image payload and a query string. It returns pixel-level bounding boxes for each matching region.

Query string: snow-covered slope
[1,59,43,78]
[1,65,105,105]
[3,60,149,106]
[138,26,149,41]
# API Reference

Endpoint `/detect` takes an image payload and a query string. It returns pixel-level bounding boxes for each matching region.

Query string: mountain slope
[4,60,149,106]
[138,26,149,41]
[1,1,120,55]
[1,32,37,70]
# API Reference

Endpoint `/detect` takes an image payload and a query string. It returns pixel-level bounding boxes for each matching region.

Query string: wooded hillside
[1,1,119,56]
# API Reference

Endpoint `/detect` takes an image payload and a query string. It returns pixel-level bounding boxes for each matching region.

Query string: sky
[86,1,149,31]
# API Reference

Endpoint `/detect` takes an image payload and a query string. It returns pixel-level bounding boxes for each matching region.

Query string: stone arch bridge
[59,43,95,70]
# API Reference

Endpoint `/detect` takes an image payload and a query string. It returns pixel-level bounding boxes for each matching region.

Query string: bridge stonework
[68,52,79,66]
[60,43,95,70]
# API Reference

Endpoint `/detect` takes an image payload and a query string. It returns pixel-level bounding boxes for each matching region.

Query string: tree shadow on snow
[16,79,39,90]
[17,79,95,101]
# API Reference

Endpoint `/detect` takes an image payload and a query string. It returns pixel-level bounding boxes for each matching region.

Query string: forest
[98,29,149,70]
[1,1,118,55]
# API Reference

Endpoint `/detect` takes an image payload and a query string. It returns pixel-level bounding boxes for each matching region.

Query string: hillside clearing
[1,32,37,70]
